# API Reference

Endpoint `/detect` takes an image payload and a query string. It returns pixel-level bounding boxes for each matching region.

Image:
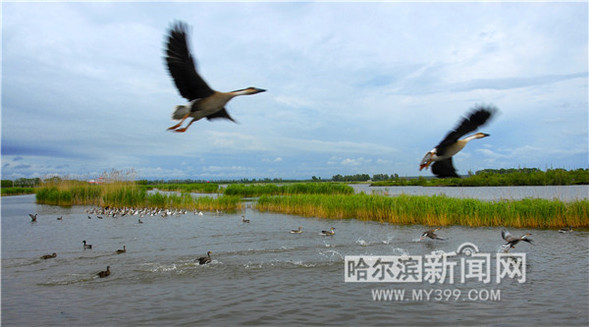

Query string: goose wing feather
[435,106,495,156]
[165,22,214,101]
[431,157,459,178]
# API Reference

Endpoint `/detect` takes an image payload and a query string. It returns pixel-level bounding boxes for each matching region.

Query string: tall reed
[224,182,354,197]
[256,194,589,228]
[35,180,241,210]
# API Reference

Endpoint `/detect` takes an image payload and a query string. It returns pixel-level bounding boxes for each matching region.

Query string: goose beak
[419,151,434,171]
[252,88,266,94]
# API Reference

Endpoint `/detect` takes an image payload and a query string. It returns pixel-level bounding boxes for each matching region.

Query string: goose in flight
[420,105,496,178]
[501,230,533,250]
[164,21,266,133]
[420,228,445,240]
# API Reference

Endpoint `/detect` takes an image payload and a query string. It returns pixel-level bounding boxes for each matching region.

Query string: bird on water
[97,266,111,278]
[420,105,497,178]
[116,245,126,254]
[164,21,266,133]
[82,240,92,249]
[196,251,212,265]
[320,227,335,236]
[501,230,533,251]
[41,253,57,260]
[420,228,445,240]
[290,226,303,234]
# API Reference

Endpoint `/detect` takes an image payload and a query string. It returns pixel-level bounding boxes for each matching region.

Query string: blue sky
[2,1,588,181]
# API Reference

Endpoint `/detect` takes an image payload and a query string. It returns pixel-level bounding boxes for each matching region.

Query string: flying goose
[420,228,445,240]
[501,230,533,249]
[420,105,496,178]
[164,21,266,133]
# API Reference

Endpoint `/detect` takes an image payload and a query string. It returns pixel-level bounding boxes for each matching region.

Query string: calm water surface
[2,192,588,326]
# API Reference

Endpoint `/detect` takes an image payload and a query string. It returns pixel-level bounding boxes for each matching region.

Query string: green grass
[256,193,589,228]
[223,182,354,197]
[35,180,241,210]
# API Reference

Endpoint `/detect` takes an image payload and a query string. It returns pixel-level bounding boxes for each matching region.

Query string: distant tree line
[1,178,42,188]
[371,168,589,186]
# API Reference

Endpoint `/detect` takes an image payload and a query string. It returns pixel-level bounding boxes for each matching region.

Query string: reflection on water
[1,194,588,326]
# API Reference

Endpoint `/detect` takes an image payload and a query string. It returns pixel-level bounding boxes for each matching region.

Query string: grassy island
[256,193,588,228]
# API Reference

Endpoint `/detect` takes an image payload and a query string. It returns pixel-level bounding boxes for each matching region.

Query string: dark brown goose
[164,21,265,133]
[41,253,57,260]
[420,105,496,178]
[196,251,212,265]
[97,266,111,278]
[116,245,126,254]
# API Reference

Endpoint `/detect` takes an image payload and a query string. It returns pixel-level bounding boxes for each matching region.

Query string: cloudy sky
[2,1,587,181]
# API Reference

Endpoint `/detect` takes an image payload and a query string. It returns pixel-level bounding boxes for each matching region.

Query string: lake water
[351,184,589,201]
[2,192,588,326]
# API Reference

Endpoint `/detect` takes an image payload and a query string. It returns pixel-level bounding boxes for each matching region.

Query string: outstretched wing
[431,157,459,178]
[435,105,496,154]
[165,21,214,101]
[206,108,236,123]
[501,230,513,242]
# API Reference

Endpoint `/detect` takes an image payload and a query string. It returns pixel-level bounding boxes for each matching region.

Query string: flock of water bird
[31,205,573,278]
[163,21,497,178]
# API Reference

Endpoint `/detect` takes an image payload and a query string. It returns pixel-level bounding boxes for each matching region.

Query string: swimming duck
[558,226,573,233]
[320,227,336,236]
[116,245,126,254]
[41,253,57,260]
[196,251,212,265]
[164,21,266,133]
[82,240,92,249]
[29,213,37,222]
[290,226,303,234]
[138,218,143,224]
[242,216,250,223]
[97,266,111,278]
[420,105,496,178]
[501,230,533,249]
[57,216,63,221]
[420,228,445,240]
